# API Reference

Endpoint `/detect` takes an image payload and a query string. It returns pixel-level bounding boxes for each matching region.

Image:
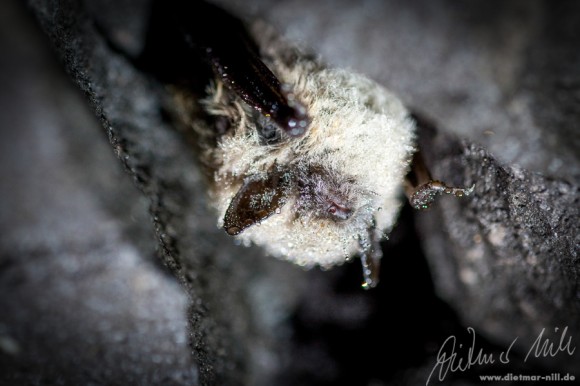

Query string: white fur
[197,22,416,269]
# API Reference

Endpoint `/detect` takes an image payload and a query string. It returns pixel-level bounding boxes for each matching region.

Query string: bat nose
[327,202,353,221]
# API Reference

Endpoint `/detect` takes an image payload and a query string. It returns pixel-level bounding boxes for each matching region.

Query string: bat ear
[223,169,292,235]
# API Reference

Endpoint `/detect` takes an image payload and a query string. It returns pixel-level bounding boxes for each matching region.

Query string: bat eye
[327,202,352,221]
[214,115,231,134]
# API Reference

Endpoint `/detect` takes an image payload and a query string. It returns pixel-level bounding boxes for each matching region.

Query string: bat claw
[410,180,474,210]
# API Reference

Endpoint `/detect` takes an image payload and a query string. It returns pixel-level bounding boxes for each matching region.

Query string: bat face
[152,1,469,288]
[192,24,416,274]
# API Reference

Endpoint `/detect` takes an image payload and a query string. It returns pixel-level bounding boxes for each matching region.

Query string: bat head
[204,66,416,269]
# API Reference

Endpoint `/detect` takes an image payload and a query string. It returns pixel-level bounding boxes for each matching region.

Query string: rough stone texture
[0,1,197,384]
[1,0,578,385]
[417,126,579,373]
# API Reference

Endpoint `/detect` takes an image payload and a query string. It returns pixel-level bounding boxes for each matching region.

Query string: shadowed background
[1,0,578,385]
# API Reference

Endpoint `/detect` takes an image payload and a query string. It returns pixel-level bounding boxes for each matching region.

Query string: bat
[141,0,473,289]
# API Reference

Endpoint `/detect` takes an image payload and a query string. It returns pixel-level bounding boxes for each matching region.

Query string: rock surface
[1,0,578,385]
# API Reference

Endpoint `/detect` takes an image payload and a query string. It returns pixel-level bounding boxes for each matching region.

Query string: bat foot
[409,180,475,210]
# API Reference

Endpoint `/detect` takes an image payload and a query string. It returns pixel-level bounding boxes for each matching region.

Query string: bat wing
[165,0,309,136]
[223,169,292,235]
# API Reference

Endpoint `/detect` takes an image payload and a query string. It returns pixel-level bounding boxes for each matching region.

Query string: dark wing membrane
[167,0,309,136]
[223,170,292,235]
